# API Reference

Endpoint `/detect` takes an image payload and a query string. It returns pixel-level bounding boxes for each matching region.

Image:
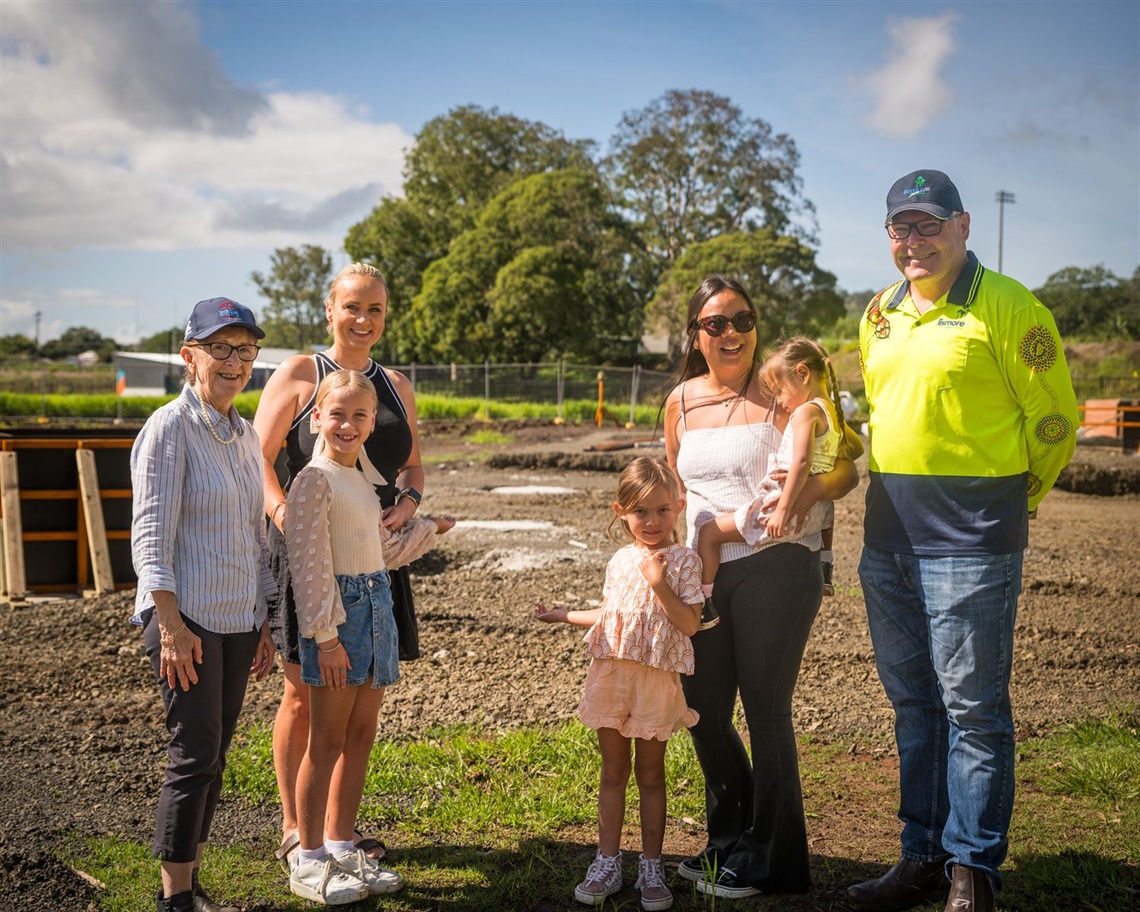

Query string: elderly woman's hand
[159,622,202,691]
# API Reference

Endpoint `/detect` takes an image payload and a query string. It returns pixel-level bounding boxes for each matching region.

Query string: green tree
[134,326,183,354]
[1033,265,1139,340]
[0,334,36,358]
[648,229,843,356]
[250,245,333,349]
[345,106,594,358]
[606,90,815,268]
[40,326,115,361]
[408,168,651,363]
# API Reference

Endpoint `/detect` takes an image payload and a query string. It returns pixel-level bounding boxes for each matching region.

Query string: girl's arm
[534,605,602,627]
[767,404,826,539]
[284,468,345,644]
[640,551,701,637]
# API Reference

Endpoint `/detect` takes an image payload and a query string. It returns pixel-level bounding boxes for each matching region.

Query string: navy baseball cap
[885,170,964,224]
[184,297,265,341]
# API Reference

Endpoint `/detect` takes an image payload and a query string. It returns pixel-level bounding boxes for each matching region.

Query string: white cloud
[860,13,957,139]
[0,0,412,253]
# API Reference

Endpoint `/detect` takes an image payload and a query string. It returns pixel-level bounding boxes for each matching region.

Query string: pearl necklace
[199,394,236,446]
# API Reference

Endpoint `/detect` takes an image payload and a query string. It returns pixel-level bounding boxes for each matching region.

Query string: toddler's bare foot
[430,515,456,534]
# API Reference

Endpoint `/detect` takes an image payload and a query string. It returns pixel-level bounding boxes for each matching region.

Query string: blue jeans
[858,546,1022,879]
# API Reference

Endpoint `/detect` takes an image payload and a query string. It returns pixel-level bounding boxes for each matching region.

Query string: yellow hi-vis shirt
[859,252,1078,556]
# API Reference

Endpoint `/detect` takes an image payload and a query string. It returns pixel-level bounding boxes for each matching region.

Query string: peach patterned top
[583,543,703,675]
[285,454,437,643]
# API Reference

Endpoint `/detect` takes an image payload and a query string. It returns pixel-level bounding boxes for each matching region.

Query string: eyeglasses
[693,311,757,337]
[190,342,262,362]
[885,213,960,240]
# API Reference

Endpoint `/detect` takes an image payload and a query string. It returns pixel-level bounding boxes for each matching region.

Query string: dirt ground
[1,421,1138,911]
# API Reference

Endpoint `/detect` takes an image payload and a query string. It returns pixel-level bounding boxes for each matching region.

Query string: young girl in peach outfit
[536,457,703,911]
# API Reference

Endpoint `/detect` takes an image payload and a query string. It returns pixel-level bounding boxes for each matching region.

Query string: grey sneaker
[635,855,673,910]
[289,856,370,905]
[574,851,622,905]
[331,848,404,895]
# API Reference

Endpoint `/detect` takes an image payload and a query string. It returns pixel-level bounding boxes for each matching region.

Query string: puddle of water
[489,485,578,496]
[455,520,556,531]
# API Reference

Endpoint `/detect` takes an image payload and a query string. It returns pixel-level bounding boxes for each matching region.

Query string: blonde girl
[285,370,453,905]
[697,336,859,599]
[535,457,703,911]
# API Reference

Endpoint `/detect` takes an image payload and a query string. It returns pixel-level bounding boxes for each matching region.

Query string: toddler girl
[536,456,703,911]
[697,336,856,602]
[285,370,454,905]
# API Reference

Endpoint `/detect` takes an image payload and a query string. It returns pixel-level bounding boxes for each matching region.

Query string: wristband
[396,486,422,508]
[318,640,342,653]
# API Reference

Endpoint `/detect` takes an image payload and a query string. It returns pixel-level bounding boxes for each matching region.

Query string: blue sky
[2,0,1137,346]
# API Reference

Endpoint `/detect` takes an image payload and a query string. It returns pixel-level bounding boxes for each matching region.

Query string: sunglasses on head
[693,311,757,337]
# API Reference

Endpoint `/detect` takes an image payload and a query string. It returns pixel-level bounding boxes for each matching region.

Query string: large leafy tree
[40,326,115,361]
[408,168,651,363]
[648,229,843,356]
[134,326,184,354]
[0,334,37,358]
[250,245,333,349]
[1033,265,1139,340]
[345,105,594,359]
[606,89,815,269]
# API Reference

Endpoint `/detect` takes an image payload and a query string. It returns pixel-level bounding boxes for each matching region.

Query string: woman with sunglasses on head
[663,275,860,901]
[252,263,424,875]
[131,298,278,912]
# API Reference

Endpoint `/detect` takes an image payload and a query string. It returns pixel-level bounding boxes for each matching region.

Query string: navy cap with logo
[184,297,266,341]
[885,170,964,225]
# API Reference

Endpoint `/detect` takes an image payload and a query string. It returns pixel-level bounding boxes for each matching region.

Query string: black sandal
[353,828,387,861]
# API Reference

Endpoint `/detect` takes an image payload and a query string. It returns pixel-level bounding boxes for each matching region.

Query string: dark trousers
[681,543,821,892]
[143,609,260,862]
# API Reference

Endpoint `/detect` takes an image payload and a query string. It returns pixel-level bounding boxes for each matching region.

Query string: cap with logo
[885,170,964,225]
[184,297,266,341]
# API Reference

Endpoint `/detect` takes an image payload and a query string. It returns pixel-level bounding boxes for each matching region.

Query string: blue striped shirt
[131,385,276,633]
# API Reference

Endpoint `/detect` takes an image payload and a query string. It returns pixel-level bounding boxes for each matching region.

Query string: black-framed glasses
[693,311,757,337]
[885,213,960,240]
[190,342,262,362]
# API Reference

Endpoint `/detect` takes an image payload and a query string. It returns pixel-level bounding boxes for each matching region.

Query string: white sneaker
[574,851,622,905]
[331,848,405,895]
[289,856,370,905]
[635,855,673,910]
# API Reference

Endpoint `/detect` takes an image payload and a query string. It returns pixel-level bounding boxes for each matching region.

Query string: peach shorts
[577,657,699,741]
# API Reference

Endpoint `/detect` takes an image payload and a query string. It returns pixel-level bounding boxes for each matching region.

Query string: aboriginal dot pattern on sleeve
[1019,324,1058,373]
[1035,413,1073,447]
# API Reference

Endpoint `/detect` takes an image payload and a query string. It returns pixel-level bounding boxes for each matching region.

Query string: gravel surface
[1,421,1137,911]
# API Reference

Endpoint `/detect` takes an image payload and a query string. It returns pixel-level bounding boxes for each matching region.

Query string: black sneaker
[822,560,835,597]
[695,867,760,899]
[677,850,723,883]
[697,597,721,631]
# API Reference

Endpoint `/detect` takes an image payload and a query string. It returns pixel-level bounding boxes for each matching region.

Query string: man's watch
[396,486,422,509]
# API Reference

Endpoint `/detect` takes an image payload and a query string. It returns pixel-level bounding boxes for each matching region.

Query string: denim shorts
[299,569,400,689]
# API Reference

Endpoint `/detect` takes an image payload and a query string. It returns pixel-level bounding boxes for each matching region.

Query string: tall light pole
[995,190,1016,273]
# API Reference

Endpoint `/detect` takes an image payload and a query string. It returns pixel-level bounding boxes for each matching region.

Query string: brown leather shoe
[847,856,950,911]
[944,864,994,912]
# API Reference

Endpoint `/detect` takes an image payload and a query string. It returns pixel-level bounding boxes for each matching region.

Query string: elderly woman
[131,297,277,912]
[252,262,425,874]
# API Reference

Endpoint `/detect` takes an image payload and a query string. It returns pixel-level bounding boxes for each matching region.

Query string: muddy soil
[1,421,1137,911]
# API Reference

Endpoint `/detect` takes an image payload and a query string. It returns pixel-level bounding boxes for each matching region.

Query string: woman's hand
[250,624,277,681]
[318,640,351,690]
[159,622,202,692]
[381,496,417,532]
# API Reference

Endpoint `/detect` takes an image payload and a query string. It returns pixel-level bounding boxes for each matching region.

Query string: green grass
[62,712,1139,911]
[463,429,514,446]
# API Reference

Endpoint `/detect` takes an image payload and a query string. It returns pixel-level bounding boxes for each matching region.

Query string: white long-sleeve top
[285,454,436,643]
